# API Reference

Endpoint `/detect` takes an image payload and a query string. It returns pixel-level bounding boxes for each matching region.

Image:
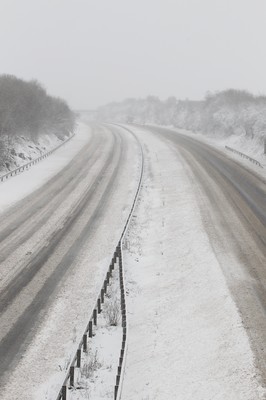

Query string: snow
[0,132,71,174]
[0,123,91,214]
[1,119,265,399]
[165,125,266,172]
[0,122,141,400]
[121,126,265,399]
[68,265,122,400]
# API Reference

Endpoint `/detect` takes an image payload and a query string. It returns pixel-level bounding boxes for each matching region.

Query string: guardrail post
[97,298,101,313]
[77,349,81,368]
[101,288,105,303]
[116,374,120,386]
[120,348,125,359]
[83,334,87,352]
[93,309,97,325]
[62,385,67,400]
[70,366,75,387]
[88,320,93,338]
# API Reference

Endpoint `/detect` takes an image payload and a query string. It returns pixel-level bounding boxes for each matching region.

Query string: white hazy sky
[1,0,266,109]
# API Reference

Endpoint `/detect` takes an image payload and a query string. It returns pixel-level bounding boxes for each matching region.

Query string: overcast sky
[0,0,266,109]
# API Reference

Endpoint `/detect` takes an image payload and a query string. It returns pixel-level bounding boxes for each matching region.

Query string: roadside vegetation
[96,89,266,145]
[0,74,76,171]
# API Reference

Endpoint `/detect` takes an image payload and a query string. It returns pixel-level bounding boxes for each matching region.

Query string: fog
[0,0,265,109]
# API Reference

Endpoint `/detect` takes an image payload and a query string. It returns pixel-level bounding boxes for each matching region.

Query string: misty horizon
[1,0,266,109]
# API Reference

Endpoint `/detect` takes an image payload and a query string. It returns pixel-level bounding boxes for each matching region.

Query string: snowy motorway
[0,122,266,399]
[0,123,140,399]
[149,125,266,379]
[122,125,266,399]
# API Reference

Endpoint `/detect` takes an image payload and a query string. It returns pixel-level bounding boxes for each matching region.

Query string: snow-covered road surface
[1,120,266,400]
[0,122,141,400]
[121,125,266,399]
[150,126,266,381]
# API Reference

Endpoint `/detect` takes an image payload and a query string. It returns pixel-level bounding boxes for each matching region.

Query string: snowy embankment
[0,123,90,214]
[121,126,265,399]
[0,132,71,175]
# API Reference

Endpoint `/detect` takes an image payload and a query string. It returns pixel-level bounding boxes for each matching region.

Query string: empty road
[1,122,266,398]
[146,125,266,386]
[0,123,141,399]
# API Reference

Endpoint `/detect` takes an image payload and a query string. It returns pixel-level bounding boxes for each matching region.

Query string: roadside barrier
[0,133,75,182]
[55,124,144,400]
[114,124,144,400]
[55,247,121,400]
[225,145,263,168]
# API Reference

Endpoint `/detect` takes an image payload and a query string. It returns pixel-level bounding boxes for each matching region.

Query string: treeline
[96,90,266,143]
[0,74,76,140]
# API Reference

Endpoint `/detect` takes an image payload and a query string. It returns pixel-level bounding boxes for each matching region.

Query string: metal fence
[0,133,75,182]
[55,124,144,400]
[225,145,263,168]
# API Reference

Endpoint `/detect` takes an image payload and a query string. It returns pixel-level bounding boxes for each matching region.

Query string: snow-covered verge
[142,123,266,177]
[0,122,91,215]
[174,126,266,168]
[67,265,122,400]
[0,132,73,175]
[121,126,265,399]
